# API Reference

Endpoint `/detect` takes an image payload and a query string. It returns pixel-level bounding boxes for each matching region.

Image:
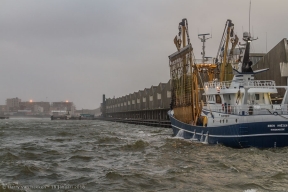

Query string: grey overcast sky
[1,0,288,109]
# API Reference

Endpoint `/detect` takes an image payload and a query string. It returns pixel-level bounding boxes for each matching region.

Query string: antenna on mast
[266,32,267,52]
[198,33,212,64]
[249,0,251,36]
[211,28,213,39]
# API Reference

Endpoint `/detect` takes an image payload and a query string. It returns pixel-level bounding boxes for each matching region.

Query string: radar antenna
[198,33,211,64]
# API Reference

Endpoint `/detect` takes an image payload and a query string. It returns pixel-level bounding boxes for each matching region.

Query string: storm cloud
[1,0,287,109]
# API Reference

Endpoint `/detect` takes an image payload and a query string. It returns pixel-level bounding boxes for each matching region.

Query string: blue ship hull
[169,111,288,148]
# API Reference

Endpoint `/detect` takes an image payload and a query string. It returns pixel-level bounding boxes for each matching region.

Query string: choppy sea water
[0,119,288,192]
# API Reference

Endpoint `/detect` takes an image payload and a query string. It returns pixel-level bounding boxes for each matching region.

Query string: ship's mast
[220,19,234,82]
[198,33,211,64]
[169,19,217,125]
[170,18,198,124]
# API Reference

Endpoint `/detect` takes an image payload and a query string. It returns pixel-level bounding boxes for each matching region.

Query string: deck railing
[247,80,276,88]
[194,58,214,64]
[205,104,288,116]
[204,81,232,89]
[204,80,276,90]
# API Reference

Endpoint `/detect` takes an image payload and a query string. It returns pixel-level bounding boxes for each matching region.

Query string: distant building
[17,110,32,116]
[51,110,67,116]
[19,101,50,114]
[51,102,75,115]
[0,105,6,115]
[6,97,21,112]
[34,105,44,113]
[75,108,100,116]
[0,105,7,112]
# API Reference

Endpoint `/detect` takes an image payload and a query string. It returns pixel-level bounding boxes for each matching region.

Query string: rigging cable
[216,20,229,60]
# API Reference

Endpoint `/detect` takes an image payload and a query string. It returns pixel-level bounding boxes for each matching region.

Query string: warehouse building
[105,80,171,120]
[253,38,288,102]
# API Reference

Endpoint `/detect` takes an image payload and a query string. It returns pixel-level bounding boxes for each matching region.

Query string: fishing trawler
[168,19,288,148]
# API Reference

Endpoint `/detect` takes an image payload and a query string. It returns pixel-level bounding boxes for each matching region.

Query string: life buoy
[273,112,278,116]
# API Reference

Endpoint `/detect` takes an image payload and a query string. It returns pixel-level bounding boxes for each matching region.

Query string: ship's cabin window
[247,93,255,104]
[248,93,264,104]
[255,94,260,100]
[208,95,215,102]
[207,95,214,102]
[215,95,222,104]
